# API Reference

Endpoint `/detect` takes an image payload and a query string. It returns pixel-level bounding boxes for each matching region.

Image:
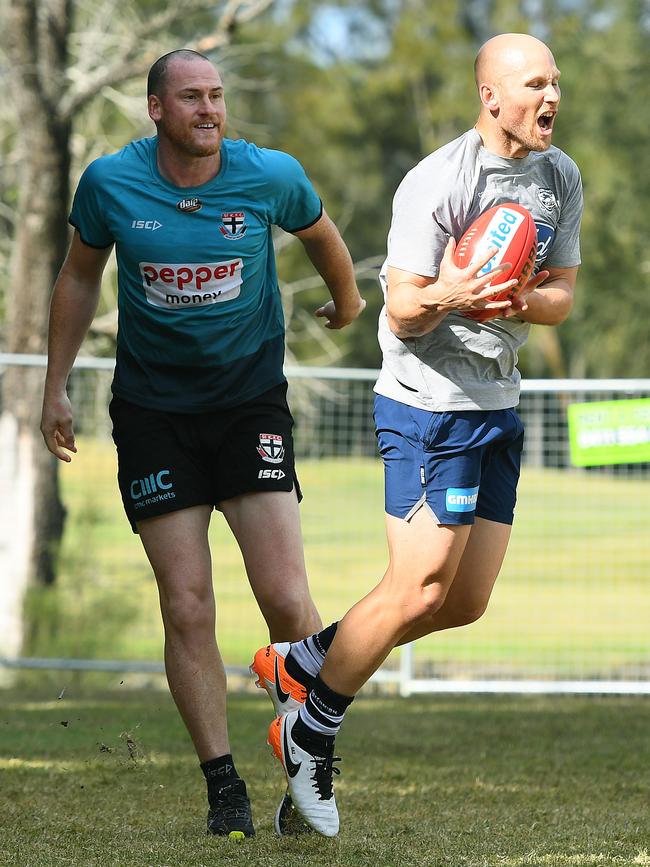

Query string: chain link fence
[1,355,649,693]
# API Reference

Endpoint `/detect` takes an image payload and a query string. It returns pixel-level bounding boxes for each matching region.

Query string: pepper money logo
[139,259,242,308]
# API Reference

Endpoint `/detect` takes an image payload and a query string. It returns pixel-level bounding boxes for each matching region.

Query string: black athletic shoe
[207,778,255,839]
[274,790,313,836]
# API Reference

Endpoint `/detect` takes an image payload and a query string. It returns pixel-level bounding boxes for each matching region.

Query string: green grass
[1,687,649,866]
[27,438,650,680]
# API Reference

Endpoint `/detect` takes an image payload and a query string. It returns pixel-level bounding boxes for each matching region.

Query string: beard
[157,115,223,157]
[504,117,551,154]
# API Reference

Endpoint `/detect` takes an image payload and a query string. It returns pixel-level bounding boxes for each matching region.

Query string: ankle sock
[201,753,240,802]
[291,674,354,753]
[285,622,339,686]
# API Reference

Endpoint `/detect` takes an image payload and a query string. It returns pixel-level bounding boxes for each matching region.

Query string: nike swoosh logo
[274,656,291,704]
[283,720,302,778]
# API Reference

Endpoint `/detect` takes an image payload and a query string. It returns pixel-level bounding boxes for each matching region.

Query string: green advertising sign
[568,398,650,466]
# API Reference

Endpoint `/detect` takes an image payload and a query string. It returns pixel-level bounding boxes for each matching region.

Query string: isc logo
[132,220,162,231]
[258,469,286,480]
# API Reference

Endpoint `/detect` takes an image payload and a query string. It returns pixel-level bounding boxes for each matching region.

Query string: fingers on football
[475,278,518,299]
[443,236,457,256]
[464,245,509,277]
[525,269,550,289]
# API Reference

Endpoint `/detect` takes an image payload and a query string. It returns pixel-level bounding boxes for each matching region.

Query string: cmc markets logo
[130,469,174,507]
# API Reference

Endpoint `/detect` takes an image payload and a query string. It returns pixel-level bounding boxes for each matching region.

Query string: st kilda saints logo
[219,211,248,239]
[257,433,284,464]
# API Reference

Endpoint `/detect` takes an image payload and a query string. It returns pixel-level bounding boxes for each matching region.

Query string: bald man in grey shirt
[376,126,582,410]
[253,33,583,837]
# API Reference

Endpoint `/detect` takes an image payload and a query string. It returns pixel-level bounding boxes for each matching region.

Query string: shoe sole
[274,793,313,836]
[267,715,284,767]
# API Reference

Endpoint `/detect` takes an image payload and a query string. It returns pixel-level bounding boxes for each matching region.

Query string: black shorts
[109,382,301,532]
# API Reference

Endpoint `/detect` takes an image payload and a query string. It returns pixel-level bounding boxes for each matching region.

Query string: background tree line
[0,0,648,653]
[2,0,649,375]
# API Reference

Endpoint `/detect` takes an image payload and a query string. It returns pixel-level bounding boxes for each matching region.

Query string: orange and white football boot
[267,711,340,837]
[250,642,307,716]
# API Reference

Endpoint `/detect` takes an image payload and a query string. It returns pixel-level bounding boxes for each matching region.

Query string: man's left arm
[509,265,578,326]
[294,211,366,330]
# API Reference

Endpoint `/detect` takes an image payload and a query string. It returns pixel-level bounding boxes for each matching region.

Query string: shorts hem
[129,500,213,534]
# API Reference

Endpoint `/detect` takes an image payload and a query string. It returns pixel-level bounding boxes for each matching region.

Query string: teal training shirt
[69,136,323,412]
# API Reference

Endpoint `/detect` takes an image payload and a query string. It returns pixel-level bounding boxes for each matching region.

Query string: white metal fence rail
[1,354,649,695]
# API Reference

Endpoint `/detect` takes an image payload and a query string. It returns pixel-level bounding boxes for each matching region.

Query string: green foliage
[22,495,139,664]
[546,1,650,376]
[1,688,649,865]
[2,0,649,374]
[236,0,650,376]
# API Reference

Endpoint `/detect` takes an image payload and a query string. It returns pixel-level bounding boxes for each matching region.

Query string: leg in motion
[138,506,254,839]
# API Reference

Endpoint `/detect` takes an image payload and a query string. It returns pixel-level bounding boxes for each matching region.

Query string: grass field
[25,437,650,683]
[1,686,649,866]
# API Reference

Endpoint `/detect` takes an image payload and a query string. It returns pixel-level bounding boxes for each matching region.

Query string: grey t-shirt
[375,128,583,410]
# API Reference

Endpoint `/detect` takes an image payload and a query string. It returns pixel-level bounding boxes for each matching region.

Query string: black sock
[292,674,354,754]
[201,753,240,802]
[313,622,339,656]
[284,621,339,687]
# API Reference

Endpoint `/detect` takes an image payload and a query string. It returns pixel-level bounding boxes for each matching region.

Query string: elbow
[550,297,574,326]
[387,310,424,339]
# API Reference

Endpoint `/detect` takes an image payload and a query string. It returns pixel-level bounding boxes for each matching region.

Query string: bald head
[473,32,561,158]
[474,33,555,90]
[148,49,214,97]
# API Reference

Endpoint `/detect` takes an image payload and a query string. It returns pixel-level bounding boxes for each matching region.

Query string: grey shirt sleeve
[545,155,583,268]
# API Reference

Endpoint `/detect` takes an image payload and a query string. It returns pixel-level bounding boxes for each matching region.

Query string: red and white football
[454,202,537,322]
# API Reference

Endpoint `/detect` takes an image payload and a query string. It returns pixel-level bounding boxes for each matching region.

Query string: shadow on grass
[1,688,649,866]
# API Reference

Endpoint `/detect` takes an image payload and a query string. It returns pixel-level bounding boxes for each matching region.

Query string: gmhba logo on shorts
[257,433,285,464]
[139,259,242,308]
[446,486,479,512]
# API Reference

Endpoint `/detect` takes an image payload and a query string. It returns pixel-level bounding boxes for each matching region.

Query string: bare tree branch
[61,0,272,119]
[196,0,273,51]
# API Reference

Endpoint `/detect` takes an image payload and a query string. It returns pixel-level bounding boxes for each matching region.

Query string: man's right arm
[41,231,114,461]
[386,239,517,338]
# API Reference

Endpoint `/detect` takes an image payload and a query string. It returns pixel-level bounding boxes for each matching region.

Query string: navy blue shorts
[374,395,524,526]
[109,382,300,532]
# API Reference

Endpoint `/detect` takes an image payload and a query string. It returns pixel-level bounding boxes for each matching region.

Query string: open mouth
[537,112,555,132]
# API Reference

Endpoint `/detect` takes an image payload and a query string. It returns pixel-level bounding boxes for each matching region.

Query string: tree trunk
[0,0,71,659]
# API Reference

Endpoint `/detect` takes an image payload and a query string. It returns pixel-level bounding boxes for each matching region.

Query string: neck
[156,140,222,187]
[474,120,529,160]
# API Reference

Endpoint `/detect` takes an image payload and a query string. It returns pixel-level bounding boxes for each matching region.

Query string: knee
[390,576,448,628]
[159,583,215,636]
[414,582,448,622]
[259,586,317,639]
[441,598,489,628]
